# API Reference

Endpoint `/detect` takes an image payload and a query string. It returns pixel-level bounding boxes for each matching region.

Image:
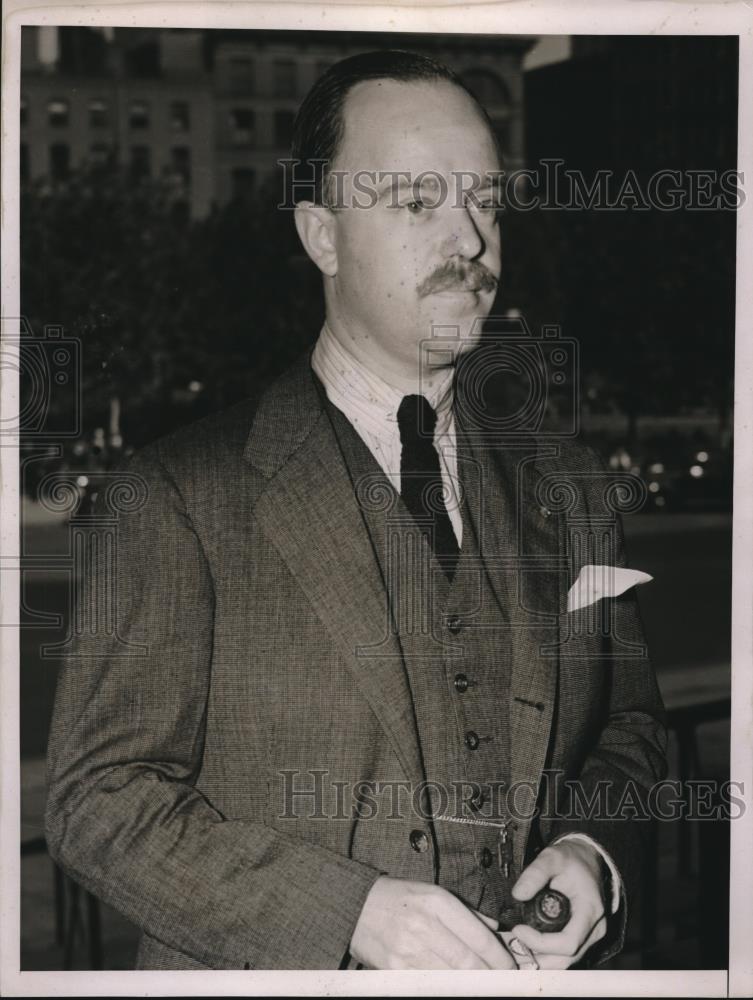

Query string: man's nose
[442,204,485,260]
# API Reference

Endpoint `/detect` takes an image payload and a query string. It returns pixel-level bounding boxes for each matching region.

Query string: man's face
[324,78,502,385]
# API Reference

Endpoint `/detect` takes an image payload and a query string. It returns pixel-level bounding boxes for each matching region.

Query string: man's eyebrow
[375,175,409,199]
[461,175,505,203]
[466,174,504,193]
[375,172,443,201]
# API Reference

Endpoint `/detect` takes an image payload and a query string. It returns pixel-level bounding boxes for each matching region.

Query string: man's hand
[508,839,607,969]
[350,876,517,970]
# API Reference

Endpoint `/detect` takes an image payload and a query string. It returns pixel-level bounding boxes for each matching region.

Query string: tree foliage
[20,168,321,448]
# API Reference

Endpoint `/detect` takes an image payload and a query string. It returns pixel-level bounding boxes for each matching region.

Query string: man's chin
[421,334,483,375]
[418,295,493,366]
[424,289,496,329]
[455,331,485,353]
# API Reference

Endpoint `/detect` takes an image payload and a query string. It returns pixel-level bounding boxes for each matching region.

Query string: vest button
[446,614,463,634]
[464,730,480,751]
[454,673,470,693]
[479,847,494,868]
[409,829,430,853]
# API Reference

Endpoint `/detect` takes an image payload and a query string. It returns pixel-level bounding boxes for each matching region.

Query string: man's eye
[404,199,426,214]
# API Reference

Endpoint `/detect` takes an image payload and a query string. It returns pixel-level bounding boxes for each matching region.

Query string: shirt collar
[311,322,455,443]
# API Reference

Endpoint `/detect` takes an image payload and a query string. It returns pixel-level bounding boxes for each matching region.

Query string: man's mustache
[417,259,499,297]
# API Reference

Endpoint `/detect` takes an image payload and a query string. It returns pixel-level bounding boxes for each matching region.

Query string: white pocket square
[567,564,653,613]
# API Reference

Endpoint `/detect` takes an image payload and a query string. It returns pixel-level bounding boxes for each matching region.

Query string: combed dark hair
[290,49,496,205]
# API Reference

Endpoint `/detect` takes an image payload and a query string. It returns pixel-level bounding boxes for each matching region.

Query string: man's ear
[294,201,338,277]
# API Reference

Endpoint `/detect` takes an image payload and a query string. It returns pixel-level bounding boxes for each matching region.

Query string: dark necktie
[397,394,460,581]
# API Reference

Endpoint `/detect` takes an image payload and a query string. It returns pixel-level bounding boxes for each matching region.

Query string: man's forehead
[336,77,499,175]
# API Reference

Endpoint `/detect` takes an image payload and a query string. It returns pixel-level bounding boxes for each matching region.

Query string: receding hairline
[330,76,501,173]
[290,53,503,205]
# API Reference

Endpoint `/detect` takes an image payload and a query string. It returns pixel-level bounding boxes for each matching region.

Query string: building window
[90,143,111,169]
[48,99,70,128]
[274,110,295,148]
[273,59,297,98]
[228,57,254,92]
[58,25,108,75]
[20,143,29,183]
[171,146,191,184]
[129,145,151,182]
[230,108,255,146]
[129,100,150,130]
[232,167,256,202]
[20,96,28,127]
[50,143,70,181]
[89,99,108,129]
[170,100,191,132]
[125,40,160,78]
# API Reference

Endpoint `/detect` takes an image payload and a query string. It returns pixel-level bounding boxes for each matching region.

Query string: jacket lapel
[245,355,425,788]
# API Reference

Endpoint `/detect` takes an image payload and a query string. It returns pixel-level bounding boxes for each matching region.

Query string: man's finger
[429,910,503,970]
[429,934,490,970]
[509,909,593,958]
[506,935,540,970]
[578,914,607,955]
[522,914,608,970]
[512,850,560,901]
[437,898,515,969]
[469,929,516,970]
[412,948,453,970]
[472,909,500,931]
[528,952,572,970]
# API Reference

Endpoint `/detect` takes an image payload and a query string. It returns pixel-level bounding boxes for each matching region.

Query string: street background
[16,27,736,971]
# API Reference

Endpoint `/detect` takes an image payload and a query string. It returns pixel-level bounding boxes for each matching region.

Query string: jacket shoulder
[114,349,317,507]
[130,395,260,482]
[105,396,266,527]
[533,437,609,475]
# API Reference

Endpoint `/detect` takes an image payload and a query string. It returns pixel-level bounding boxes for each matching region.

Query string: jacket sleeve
[44,447,381,970]
[542,448,669,964]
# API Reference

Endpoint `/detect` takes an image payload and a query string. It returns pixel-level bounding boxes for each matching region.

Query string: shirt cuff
[554,833,622,914]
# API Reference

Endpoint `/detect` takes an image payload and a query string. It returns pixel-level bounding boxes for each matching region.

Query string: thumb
[512,850,558,901]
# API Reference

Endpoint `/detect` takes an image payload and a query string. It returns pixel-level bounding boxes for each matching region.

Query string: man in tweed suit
[45,51,667,970]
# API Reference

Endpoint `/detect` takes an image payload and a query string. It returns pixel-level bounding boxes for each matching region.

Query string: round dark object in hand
[523,888,571,932]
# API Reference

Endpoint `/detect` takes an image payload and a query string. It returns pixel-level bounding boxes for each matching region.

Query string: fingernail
[508,937,529,957]
[509,938,539,971]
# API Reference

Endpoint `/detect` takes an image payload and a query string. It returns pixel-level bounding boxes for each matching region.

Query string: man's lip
[431,278,498,295]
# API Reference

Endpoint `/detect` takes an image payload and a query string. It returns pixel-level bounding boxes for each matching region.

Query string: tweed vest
[323,395,518,920]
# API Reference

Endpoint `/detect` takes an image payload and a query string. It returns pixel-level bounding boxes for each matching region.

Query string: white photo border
[1,2,751,996]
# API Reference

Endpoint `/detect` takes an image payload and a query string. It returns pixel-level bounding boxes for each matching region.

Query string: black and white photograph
[1,2,752,995]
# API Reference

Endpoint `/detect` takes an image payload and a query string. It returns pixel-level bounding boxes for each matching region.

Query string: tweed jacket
[45,350,667,970]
